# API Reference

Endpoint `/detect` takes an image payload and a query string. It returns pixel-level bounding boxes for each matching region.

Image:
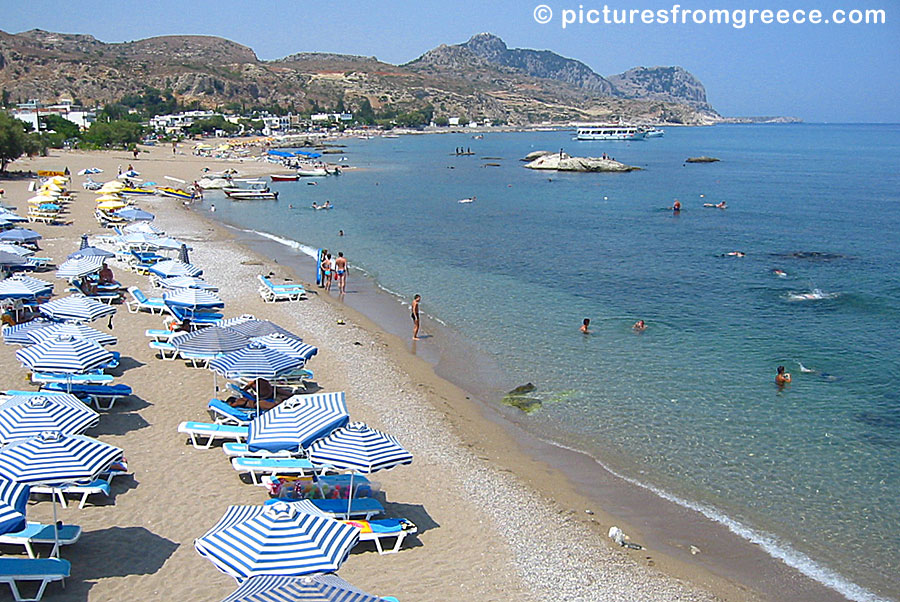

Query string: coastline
[0,144,860,601]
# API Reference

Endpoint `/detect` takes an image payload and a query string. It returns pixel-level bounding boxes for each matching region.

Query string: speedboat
[120,186,156,196]
[643,128,665,138]
[225,190,279,200]
[156,187,194,200]
[270,174,300,182]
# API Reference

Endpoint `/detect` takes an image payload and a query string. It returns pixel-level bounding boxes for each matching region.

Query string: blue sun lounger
[39,383,132,411]
[208,399,258,426]
[342,518,418,555]
[126,287,167,314]
[222,442,299,458]
[0,523,82,559]
[178,421,248,449]
[264,497,385,520]
[231,457,318,484]
[0,557,71,601]
[31,373,113,386]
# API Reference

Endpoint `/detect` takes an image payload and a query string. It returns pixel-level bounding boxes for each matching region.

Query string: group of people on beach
[318,249,348,294]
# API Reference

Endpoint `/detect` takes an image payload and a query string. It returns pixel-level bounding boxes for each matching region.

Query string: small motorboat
[156,187,195,200]
[225,190,279,200]
[270,174,300,182]
[458,196,476,204]
[120,186,156,196]
[297,167,328,177]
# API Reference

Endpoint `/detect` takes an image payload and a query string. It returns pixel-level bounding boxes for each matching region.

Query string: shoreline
[194,189,858,601]
[0,145,867,601]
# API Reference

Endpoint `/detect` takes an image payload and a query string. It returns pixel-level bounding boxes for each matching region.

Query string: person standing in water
[776,365,792,386]
[580,318,591,334]
[411,294,421,340]
[335,252,348,294]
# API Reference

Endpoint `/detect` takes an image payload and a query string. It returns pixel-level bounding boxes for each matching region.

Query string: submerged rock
[525,152,639,172]
[502,382,541,413]
[508,383,537,396]
[685,156,720,163]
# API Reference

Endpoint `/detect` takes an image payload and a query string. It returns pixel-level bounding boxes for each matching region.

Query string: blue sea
[201,124,900,601]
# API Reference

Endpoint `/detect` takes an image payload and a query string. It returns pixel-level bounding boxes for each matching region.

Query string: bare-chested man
[335,252,348,294]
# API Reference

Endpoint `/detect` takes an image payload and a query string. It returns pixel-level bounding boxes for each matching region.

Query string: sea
[199,124,900,601]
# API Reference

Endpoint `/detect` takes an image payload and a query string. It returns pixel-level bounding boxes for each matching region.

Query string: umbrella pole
[346,472,354,519]
[256,380,260,415]
[51,488,60,558]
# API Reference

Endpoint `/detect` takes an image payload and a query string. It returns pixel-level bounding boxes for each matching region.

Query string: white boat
[224,190,279,200]
[576,126,646,141]
[296,167,328,177]
[223,181,270,195]
[643,128,665,138]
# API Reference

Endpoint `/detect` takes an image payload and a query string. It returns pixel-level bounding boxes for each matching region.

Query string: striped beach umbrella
[0,431,122,486]
[209,342,301,380]
[252,334,317,363]
[39,295,116,323]
[194,501,359,581]
[148,259,203,278]
[162,288,224,310]
[9,275,53,294]
[172,326,249,355]
[248,392,349,454]
[156,276,217,290]
[0,243,34,257]
[0,480,29,535]
[0,211,28,223]
[25,323,117,347]
[0,393,100,443]
[221,317,299,340]
[0,279,43,300]
[15,335,113,374]
[308,422,412,518]
[123,221,163,235]
[68,246,115,260]
[2,318,56,345]
[0,251,28,267]
[308,422,413,474]
[56,255,106,279]
[222,574,384,602]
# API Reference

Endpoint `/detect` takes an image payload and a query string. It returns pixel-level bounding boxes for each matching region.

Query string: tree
[0,111,31,171]
[82,120,143,148]
[39,114,80,147]
[433,116,449,127]
[355,98,375,125]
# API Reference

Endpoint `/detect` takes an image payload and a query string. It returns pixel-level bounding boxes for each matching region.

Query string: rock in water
[502,383,541,413]
[524,153,639,172]
[508,383,537,396]
[685,156,720,163]
[522,150,554,162]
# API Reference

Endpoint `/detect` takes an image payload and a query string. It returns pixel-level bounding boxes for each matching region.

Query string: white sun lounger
[264,497,385,520]
[178,421,248,450]
[231,457,317,484]
[0,523,82,559]
[257,275,306,303]
[222,442,299,458]
[126,287,167,314]
[0,557,71,601]
[30,468,128,509]
[342,518,418,555]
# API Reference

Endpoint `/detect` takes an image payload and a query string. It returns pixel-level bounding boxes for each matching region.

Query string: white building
[11,98,95,132]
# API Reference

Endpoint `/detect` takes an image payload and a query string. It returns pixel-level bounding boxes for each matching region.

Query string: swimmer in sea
[716,201,726,209]
[726,251,746,257]
[580,318,591,334]
[632,320,646,332]
[773,268,787,277]
[312,202,319,210]
[775,365,792,386]
[672,200,681,212]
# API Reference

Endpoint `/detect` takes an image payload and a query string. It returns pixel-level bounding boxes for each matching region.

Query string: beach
[0,141,850,602]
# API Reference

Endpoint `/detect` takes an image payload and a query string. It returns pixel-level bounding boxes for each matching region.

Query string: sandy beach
[0,142,786,601]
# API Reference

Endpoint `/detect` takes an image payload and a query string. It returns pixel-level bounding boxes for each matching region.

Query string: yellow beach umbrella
[41,183,64,193]
[97,200,126,211]
[99,181,125,192]
[95,194,123,203]
[36,190,60,198]
[50,176,68,184]
[27,196,53,205]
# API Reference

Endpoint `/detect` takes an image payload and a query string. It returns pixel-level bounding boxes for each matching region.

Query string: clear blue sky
[8,0,899,122]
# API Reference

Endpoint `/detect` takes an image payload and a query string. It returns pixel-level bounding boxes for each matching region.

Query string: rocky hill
[608,66,711,109]
[0,29,720,125]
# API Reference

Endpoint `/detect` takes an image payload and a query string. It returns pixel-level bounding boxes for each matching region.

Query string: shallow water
[202,124,900,601]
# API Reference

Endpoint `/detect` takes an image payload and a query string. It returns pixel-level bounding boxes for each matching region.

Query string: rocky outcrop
[608,66,712,110]
[525,152,639,172]
[685,156,720,163]
[462,33,618,96]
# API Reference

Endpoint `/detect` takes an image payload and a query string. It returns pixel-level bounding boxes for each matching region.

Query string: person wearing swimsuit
[411,294,421,340]
[335,252,348,294]
[323,254,333,292]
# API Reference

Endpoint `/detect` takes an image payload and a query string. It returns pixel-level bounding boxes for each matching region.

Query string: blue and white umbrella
[222,574,384,602]
[252,334,317,364]
[0,243,34,257]
[308,422,412,517]
[149,260,203,278]
[0,228,41,243]
[0,251,28,266]
[0,278,45,300]
[25,323,117,347]
[7,275,52,294]
[0,211,28,223]
[39,294,116,323]
[156,276,216,290]
[67,246,115,260]
[123,221,163,235]
[2,318,56,345]
[172,326,249,355]
[194,500,359,581]
[221,317,299,340]
[0,480,29,535]
[16,335,113,374]
[308,422,413,474]
[56,255,106,279]
[0,431,122,486]
[115,207,155,222]
[162,287,224,310]
[248,392,349,454]
[209,342,301,380]
[0,393,100,443]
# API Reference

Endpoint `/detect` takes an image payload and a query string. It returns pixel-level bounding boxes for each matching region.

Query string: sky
[7,0,899,122]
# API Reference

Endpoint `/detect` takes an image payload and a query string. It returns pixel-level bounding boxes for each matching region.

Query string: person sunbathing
[226,378,290,411]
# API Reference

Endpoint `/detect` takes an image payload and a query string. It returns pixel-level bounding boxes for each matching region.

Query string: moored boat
[296,167,328,177]
[576,126,646,141]
[270,174,300,182]
[156,186,195,200]
[224,190,279,200]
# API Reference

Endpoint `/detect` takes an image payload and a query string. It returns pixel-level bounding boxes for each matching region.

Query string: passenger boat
[156,187,195,200]
[575,126,646,141]
[224,189,279,200]
[270,174,300,182]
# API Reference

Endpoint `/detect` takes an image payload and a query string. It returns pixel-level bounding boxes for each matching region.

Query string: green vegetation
[186,115,239,135]
[81,119,143,149]
[0,111,45,171]
[38,114,80,148]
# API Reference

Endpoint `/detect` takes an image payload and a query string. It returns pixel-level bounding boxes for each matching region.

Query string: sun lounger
[30,466,128,509]
[221,442,298,458]
[0,522,82,559]
[257,275,306,303]
[342,518,418,555]
[167,306,223,325]
[126,287,167,314]
[231,457,320,484]
[145,329,186,342]
[264,497,384,520]
[208,399,258,426]
[149,340,178,360]
[178,350,220,368]
[0,557,71,601]
[31,373,113,386]
[178,421,248,450]
[39,383,132,411]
